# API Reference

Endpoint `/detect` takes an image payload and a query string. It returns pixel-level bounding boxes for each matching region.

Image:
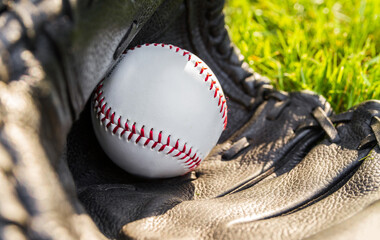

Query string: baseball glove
[1,0,379,239]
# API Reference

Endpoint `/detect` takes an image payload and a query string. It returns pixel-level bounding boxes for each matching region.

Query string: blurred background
[225,0,379,112]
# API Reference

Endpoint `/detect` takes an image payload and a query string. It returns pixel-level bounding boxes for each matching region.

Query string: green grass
[225,0,380,112]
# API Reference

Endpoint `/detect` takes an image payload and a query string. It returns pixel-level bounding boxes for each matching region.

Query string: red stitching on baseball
[149,128,154,140]
[189,157,201,170]
[214,87,219,98]
[158,131,162,143]
[140,126,145,137]
[135,126,144,143]
[106,112,114,128]
[96,83,103,91]
[100,104,108,122]
[97,99,104,116]
[205,73,212,82]
[220,100,226,113]
[113,117,121,134]
[101,103,106,114]
[132,123,136,134]
[128,132,133,141]
[121,124,127,136]
[98,97,105,107]
[209,80,216,90]
[174,152,182,157]
[96,91,103,102]
[128,123,136,141]
[167,146,175,154]
[151,141,158,149]
[158,145,166,152]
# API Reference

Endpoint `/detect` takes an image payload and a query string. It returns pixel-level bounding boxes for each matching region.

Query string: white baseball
[91,43,227,178]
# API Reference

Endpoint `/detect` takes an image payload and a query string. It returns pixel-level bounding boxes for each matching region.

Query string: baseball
[91,43,227,178]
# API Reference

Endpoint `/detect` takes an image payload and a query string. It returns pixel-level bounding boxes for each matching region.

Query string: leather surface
[1,0,380,239]
[0,0,162,239]
[306,200,380,240]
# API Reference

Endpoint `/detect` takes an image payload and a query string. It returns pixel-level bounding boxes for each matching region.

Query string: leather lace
[218,106,379,198]
[204,0,272,108]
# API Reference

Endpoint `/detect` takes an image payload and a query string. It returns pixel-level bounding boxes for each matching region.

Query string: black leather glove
[1,0,379,239]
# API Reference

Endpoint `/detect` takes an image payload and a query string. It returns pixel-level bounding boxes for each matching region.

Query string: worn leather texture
[0,0,162,239]
[0,0,379,240]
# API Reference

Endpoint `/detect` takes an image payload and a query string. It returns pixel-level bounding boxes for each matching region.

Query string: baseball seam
[93,43,227,173]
